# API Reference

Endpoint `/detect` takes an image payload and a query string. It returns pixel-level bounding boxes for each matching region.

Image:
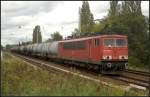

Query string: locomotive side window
[75,41,86,49]
[116,39,127,47]
[104,39,115,47]
[95,39,100,47]
[63,41,86,50]
[63,42,73,49]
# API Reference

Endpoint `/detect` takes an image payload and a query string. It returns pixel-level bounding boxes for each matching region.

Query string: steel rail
[110,76,149,88]
[125,69,149,77]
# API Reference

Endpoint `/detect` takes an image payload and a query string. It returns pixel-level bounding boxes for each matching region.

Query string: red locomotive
[11,35,128,74]
[59,35,128,74]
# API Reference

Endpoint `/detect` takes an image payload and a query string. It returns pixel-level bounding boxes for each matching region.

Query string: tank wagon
[11,35,128,74]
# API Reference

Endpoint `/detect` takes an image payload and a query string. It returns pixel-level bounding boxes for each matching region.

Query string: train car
[11,34,128,74]
[32,44,38,55]
[20,45,25,54]
[40,43,49,56]
[58,35,128,74]
[49,41,59,57]
[11,46,19,53]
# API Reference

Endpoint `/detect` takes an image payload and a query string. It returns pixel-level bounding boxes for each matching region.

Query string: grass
[1,52,148,96]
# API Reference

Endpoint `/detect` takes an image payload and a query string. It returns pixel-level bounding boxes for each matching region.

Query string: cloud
[89,1,109,15]
[1,1,63,46]
[2,1,62,17]
[1,1,63,31]
[1,1,149,46]
[141,1,149,17]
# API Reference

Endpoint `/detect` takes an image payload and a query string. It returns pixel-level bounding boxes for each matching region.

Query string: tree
[80,1,94,34]
[122,1,142,15]
[108,1,119,16]
[44,38,53,43]
[101,1,124,34]
[51,31,63,41]
[71,28,81,38]
[104,1,148,67]
[32,25,42,43]
[6,44,12,50]
[121,1,148,64]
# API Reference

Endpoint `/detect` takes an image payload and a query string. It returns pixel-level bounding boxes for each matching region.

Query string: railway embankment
[1,52,148,96]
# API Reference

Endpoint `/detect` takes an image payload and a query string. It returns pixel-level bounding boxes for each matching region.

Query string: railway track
[106,68,149,89]
[125,69,149,76]
[110,75,149,89]
[118,69,149,89]
[12,53,149,90]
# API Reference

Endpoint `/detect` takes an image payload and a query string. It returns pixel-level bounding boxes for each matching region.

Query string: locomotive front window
[104,39,115,47]
[116,39,127,47]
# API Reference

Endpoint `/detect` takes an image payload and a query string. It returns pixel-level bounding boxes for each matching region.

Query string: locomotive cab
[100,35,128,74]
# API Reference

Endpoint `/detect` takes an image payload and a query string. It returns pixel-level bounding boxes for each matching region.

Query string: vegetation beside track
[1,52,148,96]
[128,63,149,72]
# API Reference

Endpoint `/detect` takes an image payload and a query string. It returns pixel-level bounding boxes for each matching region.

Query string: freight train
[11,35,128,74]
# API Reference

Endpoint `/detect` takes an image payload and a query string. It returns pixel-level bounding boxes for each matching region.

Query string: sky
[1,1,149,46]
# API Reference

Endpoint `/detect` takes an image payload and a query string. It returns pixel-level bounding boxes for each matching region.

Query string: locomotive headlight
[119,55,128,59]
[103,56,112,60]
[119,56,124,59]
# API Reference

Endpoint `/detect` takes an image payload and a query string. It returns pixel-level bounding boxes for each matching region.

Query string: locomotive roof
[16,35,127,47]
[59,35,127,43]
